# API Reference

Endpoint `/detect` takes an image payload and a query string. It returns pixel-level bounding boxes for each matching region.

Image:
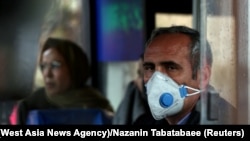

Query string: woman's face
[40,48,72,96]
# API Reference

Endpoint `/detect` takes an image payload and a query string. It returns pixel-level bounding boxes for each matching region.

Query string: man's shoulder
[207,84,218,94]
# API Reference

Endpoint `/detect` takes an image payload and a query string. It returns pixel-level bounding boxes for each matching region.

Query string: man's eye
[167,66,175,70]
[165,64,178,71]
[144,65,154,71]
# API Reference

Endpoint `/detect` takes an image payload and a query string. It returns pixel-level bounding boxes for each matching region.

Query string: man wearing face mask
[134,26,216,125]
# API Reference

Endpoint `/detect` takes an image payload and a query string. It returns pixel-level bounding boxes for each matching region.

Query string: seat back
[26,108,113,125]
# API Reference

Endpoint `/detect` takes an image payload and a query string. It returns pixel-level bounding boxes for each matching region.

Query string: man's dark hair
[145,26,213,79]
[40,37,90,88]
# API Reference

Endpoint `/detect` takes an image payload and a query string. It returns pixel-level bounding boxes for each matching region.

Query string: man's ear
[197,65,211,89]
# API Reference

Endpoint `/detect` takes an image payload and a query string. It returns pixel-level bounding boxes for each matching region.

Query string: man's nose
[155,65,167,74]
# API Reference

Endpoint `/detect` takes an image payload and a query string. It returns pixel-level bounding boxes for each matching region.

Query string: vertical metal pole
[193,0,220,124]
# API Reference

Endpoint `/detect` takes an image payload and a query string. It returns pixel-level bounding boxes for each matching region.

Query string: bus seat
[26,108,113,125]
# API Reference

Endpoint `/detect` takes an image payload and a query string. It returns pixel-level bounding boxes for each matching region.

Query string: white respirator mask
[145,71,201,120]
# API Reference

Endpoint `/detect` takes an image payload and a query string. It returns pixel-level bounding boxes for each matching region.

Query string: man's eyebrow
[143,61,181,67]
[143,62,154,66]
[160,61,182,69]
[160,61,178,66]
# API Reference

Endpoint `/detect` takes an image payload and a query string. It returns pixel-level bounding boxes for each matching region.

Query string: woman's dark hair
[40,38,90,89]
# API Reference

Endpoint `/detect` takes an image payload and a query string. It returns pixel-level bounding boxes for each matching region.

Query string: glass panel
[199,0,250,124]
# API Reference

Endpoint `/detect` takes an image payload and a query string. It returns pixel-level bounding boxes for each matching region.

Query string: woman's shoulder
[79,86,114,112]
[25,87,46,100]
[18,87,49,107]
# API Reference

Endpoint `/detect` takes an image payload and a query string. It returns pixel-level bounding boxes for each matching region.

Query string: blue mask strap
[179,85,201,97]
[179,86,187,98]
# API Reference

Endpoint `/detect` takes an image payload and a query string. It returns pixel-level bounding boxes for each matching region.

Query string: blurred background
[0,0,249,124]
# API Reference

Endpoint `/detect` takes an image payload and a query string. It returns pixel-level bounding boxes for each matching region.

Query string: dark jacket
[16,86,113,125]
[112,81,151,125]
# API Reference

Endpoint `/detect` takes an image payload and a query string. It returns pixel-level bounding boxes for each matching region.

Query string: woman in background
[16,38,113,124]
